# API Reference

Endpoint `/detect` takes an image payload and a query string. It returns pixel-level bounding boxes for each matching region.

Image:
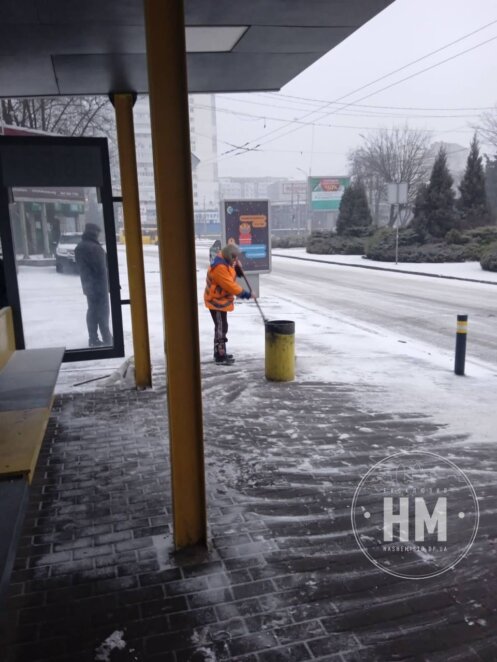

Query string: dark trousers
[87,294,112,345]
[209,310,228,357]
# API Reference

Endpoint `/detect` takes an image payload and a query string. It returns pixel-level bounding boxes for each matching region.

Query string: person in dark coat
[75,223,113,347]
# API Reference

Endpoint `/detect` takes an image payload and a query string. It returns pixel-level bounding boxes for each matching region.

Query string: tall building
[189,95,219,212]
[133,97,156,225]
[132,94,219,227]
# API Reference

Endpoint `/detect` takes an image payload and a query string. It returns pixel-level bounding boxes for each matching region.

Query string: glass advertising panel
[221,199,271,273]
[0,136,123,361]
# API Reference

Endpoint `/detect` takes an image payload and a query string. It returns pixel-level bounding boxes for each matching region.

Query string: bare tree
[1,97,114,138]
[1,96,119,182]
[349,126,431,227]
[349,151,383,225]
[476,105,497,153]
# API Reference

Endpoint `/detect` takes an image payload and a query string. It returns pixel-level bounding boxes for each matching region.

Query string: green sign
[310,176,350,211]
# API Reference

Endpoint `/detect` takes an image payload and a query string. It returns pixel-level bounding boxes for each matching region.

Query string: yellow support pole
[113,93,152,390]
[144,0,207,548]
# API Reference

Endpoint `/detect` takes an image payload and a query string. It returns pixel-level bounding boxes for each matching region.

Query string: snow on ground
[16,242,497,448]
[273,247,497,283]
[225,279,497,447]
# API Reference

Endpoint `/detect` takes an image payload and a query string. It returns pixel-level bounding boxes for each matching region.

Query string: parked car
[55,233,82,273]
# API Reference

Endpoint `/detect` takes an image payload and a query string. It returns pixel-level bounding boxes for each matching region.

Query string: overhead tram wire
[309,34,497,125]
[219,93,485,117]
[209,99,482,121]
[235,32,497,153]
[259,91,496,113]
[199,122,473,168]
[251,18,497,146]
[200,140,471,168]
[198,103,477,164]
[198,103,480,127]
[215,17,497,162]
[216,30,497,162]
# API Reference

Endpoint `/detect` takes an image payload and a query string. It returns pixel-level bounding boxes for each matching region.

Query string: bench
[0,306,64,604]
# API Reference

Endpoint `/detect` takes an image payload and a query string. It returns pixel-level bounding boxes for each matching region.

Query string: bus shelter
[0,0,394,549]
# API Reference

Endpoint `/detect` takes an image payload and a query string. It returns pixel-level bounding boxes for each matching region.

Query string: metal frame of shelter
[0,135,125,363]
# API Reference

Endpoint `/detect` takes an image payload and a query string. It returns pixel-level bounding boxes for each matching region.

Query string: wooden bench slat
[0,348,64,413]
[0,310,65,599]
[0,308,15,372]
[0,347,65,374]
[0,408,52,482]
[0,385,57,413]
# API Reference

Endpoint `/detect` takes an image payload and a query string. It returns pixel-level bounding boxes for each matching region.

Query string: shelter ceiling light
[185,26,248,52]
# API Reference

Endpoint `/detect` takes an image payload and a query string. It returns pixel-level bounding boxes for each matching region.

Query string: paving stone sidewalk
[1,359,496,662]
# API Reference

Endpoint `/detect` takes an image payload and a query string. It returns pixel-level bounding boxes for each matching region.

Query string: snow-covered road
[14,242,492,445]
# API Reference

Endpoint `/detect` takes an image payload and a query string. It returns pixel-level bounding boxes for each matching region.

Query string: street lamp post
[296,167,310,236]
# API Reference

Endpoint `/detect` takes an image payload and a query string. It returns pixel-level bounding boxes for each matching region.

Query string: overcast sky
[213,0,497,180]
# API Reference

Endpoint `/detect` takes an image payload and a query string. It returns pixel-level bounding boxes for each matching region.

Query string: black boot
[214,353,235,365]
[213,351,233,360]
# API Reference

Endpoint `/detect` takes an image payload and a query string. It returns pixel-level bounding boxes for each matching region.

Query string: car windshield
[59,234,82,244]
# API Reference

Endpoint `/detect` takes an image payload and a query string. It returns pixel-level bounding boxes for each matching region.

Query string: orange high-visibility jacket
[204,254,243,312]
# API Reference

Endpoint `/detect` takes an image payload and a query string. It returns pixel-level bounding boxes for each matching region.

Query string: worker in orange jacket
[204,243,252,365]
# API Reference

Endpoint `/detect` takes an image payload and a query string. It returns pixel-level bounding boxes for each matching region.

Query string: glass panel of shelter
[9,186,113,350]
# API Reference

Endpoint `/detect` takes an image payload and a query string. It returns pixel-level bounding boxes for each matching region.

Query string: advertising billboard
[221,199,271,273]
[310,176,350,211]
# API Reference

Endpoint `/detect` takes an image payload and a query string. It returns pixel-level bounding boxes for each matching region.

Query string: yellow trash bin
[265,320,295,382]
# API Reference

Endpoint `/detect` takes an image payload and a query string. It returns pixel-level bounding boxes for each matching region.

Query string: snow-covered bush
[366,228,482,262]
[480,242,497,272]
[307,231,365,255]
[271,235,307,249]
[464,226,497,244]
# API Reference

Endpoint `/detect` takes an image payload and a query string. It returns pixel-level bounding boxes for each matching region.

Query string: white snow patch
[151,533,173,571]
[94,630,126,661]
[191,627,218,661]
[102,357,136,388]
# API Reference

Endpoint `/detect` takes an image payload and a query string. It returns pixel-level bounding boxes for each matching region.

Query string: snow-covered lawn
[272,247,497,283]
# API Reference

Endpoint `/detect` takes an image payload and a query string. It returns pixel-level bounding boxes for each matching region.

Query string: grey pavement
[1,359,496,661]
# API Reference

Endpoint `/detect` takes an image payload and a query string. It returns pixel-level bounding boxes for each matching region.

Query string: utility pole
[296,167,310,235]
[387,182,408,264]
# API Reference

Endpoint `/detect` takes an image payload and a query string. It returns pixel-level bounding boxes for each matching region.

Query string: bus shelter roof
[0,0,393,97]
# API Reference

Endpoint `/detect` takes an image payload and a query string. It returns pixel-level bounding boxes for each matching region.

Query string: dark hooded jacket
[75,225,108,299]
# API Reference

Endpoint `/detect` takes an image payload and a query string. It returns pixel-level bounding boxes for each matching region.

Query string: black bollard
[454,314,468,376]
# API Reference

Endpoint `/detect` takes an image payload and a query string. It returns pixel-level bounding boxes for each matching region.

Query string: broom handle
[238,264,268,324]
